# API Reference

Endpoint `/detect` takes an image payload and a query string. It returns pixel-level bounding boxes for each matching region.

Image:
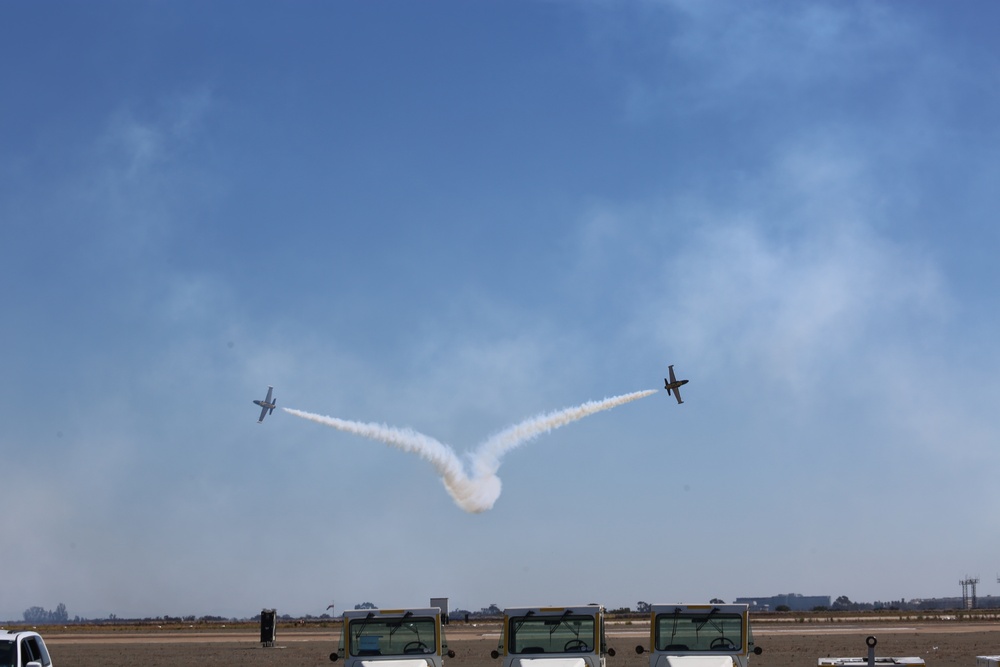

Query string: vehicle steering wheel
[710,637,735,650]
[564,639,589,652]
[404,641,430,654]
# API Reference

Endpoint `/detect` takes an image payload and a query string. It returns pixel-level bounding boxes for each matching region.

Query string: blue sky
[3,0,1000,620]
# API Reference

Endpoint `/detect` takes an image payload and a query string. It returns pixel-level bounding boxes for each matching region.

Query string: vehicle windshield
[654,611,743,652]
[348,616,437,656]
[508,613,596,654]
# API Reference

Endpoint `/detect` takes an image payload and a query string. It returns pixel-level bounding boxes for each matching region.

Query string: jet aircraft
[664,365,688,404]
[253,385,277,423]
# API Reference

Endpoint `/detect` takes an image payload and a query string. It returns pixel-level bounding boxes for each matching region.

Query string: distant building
[735,594,831,612]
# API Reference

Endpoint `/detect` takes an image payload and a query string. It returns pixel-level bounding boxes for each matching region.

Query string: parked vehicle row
[328,603,761,667]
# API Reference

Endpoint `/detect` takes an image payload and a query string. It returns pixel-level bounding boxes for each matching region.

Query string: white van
[491,605,615,667]
[635,604,761,667]
[330,608,454,667]
[0,629,53,667]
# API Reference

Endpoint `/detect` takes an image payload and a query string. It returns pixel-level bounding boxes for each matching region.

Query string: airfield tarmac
[39,620,1000,667]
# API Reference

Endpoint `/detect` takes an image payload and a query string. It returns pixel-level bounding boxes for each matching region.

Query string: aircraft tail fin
[270,398,276,415]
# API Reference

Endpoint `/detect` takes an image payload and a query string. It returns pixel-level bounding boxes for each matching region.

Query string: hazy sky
[3,0,1000,620]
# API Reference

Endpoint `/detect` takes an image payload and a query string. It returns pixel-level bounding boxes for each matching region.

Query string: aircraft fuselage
[254,385,276,422]
[665,365,688,404]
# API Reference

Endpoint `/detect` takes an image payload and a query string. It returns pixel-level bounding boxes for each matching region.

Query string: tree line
[23,604,69,624]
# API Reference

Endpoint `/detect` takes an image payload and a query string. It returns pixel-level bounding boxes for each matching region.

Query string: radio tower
[960,576,980,609]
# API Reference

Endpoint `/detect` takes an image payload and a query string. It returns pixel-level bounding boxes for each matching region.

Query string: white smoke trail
[471,390,657,480]
[283,389,657,513]
[280,409,497,511]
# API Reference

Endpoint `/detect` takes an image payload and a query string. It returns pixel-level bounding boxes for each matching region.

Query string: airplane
[664,365,688,404]
[253,385,277,423]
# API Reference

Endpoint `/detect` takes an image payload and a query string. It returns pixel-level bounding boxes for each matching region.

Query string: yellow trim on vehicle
[436,611,443,655]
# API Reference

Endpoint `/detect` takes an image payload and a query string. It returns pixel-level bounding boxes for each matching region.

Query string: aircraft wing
[258,405,269,423]
[264,385,273,403]
[672,387,683,404]
[668,365,677,384]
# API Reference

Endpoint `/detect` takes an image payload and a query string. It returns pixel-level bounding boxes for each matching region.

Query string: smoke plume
[283,389,656,513]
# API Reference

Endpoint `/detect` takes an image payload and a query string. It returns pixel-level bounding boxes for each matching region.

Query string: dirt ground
[40,621,1000,667]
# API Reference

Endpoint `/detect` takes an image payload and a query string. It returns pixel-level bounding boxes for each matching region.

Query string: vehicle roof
[503,605,604,615]
[649,604,748,614]
[342,607,442,620]
[0,629,42,638]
